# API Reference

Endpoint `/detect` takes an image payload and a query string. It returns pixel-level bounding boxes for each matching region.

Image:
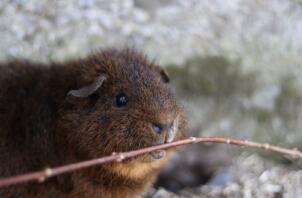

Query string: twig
[0,136,301,188]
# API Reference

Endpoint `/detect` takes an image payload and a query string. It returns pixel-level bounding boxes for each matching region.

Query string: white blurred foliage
[0,0,301,84]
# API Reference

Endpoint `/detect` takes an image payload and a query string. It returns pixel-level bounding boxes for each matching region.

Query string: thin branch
[0,136,301,188]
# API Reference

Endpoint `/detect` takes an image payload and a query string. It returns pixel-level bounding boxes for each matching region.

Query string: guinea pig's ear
[67,75,106,98]
[159,68,170,83]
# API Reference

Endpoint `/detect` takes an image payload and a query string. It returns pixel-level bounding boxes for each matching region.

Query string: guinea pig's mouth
[149,150,165,160]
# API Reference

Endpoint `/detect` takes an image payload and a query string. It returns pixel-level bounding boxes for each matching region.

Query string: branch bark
[0,136,301,188]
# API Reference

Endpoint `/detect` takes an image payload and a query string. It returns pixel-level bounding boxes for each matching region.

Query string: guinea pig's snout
[149,119,178,160]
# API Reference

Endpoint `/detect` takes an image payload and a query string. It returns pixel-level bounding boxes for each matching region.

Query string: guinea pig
[0,48,187,198]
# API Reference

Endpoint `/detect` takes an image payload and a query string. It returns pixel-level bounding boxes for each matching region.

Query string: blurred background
[1,0,302,197]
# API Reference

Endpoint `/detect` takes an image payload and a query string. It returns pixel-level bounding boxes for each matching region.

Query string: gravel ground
[145,154,302,198]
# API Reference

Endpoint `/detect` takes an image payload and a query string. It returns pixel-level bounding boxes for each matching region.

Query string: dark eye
[114,93,128,107]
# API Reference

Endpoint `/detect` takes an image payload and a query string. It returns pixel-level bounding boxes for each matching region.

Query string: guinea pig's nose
[152,121,174,136]
[152,123,164,134]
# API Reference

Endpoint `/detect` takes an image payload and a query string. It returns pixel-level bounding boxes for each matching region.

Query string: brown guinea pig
[0,48,187,198]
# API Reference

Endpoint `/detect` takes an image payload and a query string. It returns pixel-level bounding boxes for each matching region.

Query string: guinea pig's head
[59,49,187,164]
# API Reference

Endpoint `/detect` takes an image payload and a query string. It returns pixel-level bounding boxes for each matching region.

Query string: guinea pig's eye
[114,93,128,107]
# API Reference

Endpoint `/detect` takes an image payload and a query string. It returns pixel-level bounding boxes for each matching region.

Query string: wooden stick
[0,136,301,188]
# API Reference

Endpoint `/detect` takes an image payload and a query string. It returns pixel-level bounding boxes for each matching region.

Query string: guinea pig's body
[0,49,186,198]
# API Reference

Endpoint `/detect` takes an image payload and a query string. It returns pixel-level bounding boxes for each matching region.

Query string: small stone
[262,183,282,194]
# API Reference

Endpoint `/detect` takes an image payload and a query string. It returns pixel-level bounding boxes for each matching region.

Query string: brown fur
[0,48,187,198]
